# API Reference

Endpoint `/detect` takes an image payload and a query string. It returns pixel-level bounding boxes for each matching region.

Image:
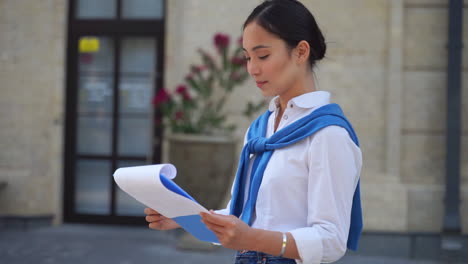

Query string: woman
[145,0,363,263]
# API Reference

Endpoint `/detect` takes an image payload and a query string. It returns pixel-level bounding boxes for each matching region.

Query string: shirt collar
[268,91,331,112]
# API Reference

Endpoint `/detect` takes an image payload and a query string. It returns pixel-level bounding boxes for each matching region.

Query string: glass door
[74,36,157,216]
[64,0,165,224]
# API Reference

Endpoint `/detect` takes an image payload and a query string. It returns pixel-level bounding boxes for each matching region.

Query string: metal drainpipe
[441,3,465,262]
[441,0,464,256]
[443,0,462,236]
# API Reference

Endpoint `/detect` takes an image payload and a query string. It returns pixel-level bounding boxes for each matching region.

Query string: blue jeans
[234,251,296,264]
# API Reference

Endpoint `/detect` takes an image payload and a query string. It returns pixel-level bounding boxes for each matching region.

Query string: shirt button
[290,104,293,108]
[283,115,288,120]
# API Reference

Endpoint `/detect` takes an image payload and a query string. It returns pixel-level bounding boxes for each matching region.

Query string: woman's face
[242,22,300,97]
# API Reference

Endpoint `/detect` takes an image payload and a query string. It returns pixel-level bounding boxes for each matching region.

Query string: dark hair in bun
[243,0,326,68]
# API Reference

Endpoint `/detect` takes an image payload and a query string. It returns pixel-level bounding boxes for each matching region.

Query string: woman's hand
[200,210,256,251]
[144,208,180,230]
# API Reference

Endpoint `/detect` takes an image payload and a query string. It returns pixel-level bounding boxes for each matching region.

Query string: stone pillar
[0,0,67,226]
[385,0,403,179]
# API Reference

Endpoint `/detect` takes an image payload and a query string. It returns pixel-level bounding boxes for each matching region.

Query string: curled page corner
[113,163,219,243]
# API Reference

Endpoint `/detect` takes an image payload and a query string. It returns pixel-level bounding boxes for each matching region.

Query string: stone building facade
[0,0,467,234]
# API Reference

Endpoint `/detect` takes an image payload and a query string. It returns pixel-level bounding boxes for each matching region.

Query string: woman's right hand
[144,208,181,230]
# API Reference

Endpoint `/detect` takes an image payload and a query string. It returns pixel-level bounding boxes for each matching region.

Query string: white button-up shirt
[217,91,362,264]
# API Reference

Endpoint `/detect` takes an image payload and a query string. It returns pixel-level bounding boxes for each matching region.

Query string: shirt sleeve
[290,126,362,264]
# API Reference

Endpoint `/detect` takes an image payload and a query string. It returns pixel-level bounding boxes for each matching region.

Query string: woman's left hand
[200,211,256,251]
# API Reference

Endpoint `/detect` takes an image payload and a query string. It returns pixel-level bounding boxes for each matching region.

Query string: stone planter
[167,133,237,211]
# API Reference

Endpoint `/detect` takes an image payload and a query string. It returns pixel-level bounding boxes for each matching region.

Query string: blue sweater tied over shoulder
[229,103,363,251]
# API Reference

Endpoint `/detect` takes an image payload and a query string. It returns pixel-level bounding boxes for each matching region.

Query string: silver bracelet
[279,232,287,257]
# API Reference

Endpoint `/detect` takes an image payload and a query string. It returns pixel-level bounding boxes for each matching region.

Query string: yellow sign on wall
[79,37,100,53]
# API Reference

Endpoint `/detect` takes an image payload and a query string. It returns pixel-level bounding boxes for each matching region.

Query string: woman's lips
[256,81,268,88]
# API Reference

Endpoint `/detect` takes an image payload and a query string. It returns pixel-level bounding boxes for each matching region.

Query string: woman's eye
[259,55,269,60]
[244,57,251,61]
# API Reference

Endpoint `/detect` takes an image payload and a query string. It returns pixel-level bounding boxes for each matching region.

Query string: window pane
[118,38,156,156]
[118,117,152,156]
[76,0,117,19]
[116,160,148,216]
[77,116,113,155]
[78,37,114,75]
[75,160,111,215]
[77,37,114,155]
[78,78,113,113]
[119,38,156,73]
[122,0,163,19]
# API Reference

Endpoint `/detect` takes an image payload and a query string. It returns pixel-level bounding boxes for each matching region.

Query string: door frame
[63,0,166,225]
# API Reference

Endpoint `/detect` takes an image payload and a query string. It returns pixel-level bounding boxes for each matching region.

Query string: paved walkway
[0,224,464,264]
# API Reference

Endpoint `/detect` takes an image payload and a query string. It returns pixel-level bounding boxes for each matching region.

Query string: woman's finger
[211,229,224,238]
[204,222,226,234]
[145,215,165,222]
[144,207,159,215]
[201,220,225,233]
[149,221,165,229]
[201,216,225,228]
[149,219,170,228]
[200,212,232,227]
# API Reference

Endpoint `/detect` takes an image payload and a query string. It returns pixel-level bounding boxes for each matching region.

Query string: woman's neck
[277,72,316,112]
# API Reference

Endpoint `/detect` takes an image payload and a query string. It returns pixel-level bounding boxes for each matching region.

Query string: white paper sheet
[113,164,209,218]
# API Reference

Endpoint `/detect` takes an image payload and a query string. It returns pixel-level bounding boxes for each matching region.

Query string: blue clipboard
[160,174,219,244]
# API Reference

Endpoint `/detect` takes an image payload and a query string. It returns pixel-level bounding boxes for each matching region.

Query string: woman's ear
[295,40,310,64]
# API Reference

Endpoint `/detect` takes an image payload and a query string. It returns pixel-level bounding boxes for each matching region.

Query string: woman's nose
[247,61,260,77]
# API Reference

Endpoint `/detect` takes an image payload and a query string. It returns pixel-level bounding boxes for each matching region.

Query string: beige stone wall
[402,0,468,233]
[303,0,407,231]
[0,0,67,223]
[0,0,466,233]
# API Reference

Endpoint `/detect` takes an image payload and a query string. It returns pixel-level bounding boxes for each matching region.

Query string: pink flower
[152,88,171,105]
[182,93,192,101]
[175,84,192,101]
[191,65,207,73]
[214,33,230,51]
[231,56,245,66]
[175,111,184,120]
[185,73,194,81]
[176,84,188,95]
